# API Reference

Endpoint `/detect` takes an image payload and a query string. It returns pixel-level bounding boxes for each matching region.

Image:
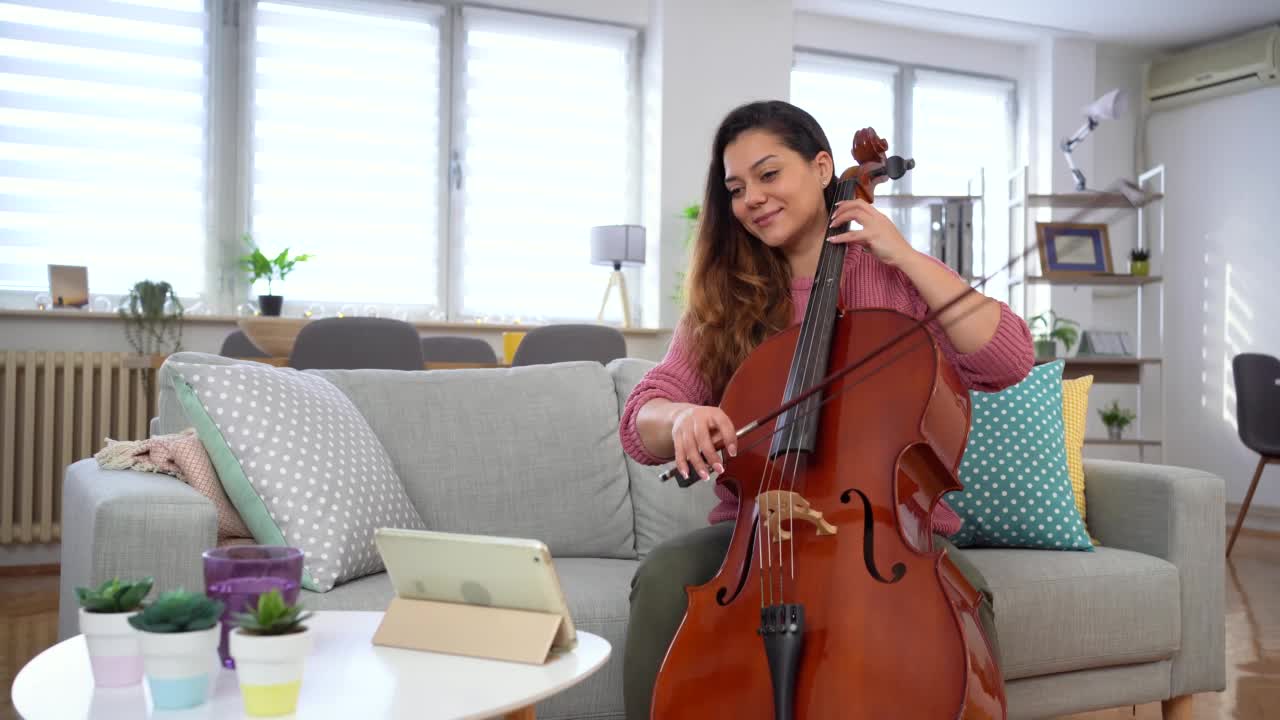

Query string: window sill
[0,308,670,337]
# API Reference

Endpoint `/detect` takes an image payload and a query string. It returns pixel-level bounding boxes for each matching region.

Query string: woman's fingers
[672,430,690,481]
[827,230,871,246]
[692,417,721,478]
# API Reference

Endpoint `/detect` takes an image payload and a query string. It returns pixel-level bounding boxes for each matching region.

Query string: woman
[617,100,1034,720]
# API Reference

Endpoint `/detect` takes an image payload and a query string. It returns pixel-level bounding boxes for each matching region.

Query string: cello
[649,128,1007,720]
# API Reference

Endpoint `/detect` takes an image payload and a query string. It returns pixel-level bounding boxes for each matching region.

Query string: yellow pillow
[1061,375,1095,540]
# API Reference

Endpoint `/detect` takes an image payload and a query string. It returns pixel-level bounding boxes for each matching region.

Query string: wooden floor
[2,533,1277,720]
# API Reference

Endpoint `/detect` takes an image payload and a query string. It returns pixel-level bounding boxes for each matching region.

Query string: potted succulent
[229,588,314,717]
[1099,399,1137,440]
[75,576,153,687]
[1129,247,1150,276]
[238,233,313,317]
[1029,310,1080,359]
[128,589,225,710]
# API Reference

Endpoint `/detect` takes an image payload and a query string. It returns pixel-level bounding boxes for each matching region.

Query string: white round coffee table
[12,610,610,719]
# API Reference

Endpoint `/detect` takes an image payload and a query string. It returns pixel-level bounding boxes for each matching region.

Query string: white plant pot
[230,626,313,717]
[78,607,143,687]
[136,625,220,710]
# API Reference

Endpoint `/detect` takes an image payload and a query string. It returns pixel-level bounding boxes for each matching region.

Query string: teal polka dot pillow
[948,360,1093,550]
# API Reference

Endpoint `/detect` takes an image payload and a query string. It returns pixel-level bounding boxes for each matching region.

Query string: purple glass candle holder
[202,545,303,669]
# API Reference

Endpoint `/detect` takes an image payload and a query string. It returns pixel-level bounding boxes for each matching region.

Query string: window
[789,52,898,193]
[453,7,639,322]
[246,0,444,310]
[0,0,209,296]
[791,53,1015,291]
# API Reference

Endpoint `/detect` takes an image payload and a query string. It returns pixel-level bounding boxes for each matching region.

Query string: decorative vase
[136,625,220,710]
[79,607,143,687]
[203,545,303,669]
[258,295,283,317]
[1107,425,1123,440]
[1034,340,1057,359]
[231,626,313,717]
[1129,260,1150,276]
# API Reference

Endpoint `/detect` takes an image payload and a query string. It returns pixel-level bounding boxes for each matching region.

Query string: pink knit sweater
[619,246,1035,535]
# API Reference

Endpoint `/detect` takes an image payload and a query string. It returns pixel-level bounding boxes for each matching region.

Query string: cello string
[775,173,852,598]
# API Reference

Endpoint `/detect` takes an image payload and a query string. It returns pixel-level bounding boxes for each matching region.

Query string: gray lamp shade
[591,225,646,269]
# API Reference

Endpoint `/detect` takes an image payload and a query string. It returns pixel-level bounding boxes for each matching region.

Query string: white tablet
[373,527,578,651]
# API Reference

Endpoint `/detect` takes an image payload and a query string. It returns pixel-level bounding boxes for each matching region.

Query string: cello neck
[768,176,857,460]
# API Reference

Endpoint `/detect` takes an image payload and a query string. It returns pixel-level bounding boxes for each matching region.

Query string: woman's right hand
[670,405,738,482]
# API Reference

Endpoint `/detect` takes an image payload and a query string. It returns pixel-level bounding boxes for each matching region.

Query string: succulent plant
[233,588,312,636]
[76,576,154,613]
[1129,247,1150,261]
[127,589,224,633]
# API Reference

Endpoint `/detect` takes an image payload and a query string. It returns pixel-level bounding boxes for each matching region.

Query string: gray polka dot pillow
[948,359,1093,550]
[167,361,426,591]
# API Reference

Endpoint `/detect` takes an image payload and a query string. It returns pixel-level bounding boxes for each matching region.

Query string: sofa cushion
[312,362,636,559]
[608,358,719,557]
[167,361,426,592]
[949,360,1093,550]
[961,545,1180,680]
[299,558,637,720]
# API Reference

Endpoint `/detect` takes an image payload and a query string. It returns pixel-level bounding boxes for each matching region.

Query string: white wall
[1148,85,1280,512]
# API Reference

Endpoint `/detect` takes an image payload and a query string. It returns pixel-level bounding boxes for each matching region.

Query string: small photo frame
[1079,330,1132,356]
[48,264,89,308]
[1036,222,1112,276]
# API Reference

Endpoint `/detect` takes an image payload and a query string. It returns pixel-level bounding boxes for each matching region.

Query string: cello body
[649,307,1007,720]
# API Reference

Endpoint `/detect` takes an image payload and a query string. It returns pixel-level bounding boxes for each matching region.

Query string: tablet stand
[372,597,564,665]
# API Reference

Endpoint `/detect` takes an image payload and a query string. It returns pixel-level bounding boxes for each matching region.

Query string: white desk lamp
[590,225,645,328]
[1061,88,1129,191]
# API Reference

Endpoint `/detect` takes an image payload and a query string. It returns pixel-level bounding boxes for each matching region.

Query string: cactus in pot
[230,589,315,717]
[128,589,225,710]
[75,576,153,687]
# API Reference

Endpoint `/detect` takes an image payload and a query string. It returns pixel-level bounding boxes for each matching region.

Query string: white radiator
[0,352,155,545]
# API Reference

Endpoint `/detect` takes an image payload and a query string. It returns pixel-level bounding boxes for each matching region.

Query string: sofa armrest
[58,458,216,641]
[1083,458,1226,697]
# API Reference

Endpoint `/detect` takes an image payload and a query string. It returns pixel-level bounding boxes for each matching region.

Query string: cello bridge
[756,490,837,543]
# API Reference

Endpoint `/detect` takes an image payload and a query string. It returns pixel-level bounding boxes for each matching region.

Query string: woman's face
[723,129,831,253]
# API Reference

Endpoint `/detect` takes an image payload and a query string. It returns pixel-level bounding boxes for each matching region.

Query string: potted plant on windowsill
[1028,310,1079,360]
[239,233,313,317]
[128,589,225,710]
[1129,247,1150,276]
[76,576,153,687]
[1099,399,1137,440]
[230,588,314,717]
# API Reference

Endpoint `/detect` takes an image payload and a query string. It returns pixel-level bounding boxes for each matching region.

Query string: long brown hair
[682,101,839,399]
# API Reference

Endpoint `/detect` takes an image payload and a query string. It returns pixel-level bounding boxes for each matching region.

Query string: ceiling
[796,0,1280,52]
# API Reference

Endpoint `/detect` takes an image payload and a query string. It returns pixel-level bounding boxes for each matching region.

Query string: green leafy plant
[76,576,154,613]
[673,203,701,308]
[119,280,183,356]
[232,588,312,636]
[1129,247,1150,261]
[1098,399,1137,429]
[1029,310,1080,353]
[238,234,313,296]
[127,589,224,633]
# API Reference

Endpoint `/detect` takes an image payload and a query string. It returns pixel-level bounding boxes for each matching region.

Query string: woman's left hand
[827,198,919,269]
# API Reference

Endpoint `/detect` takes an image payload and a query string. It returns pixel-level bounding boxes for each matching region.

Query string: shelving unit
[1009,165,1166,462]
[881,170,986,283]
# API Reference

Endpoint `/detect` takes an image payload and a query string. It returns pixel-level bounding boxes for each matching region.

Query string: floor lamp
[591,225,645,328]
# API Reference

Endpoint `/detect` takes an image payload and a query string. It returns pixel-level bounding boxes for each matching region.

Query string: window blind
[454,6,639,322]
[790,52,898,191]
[247,0,443,309]
[0,0,208,296]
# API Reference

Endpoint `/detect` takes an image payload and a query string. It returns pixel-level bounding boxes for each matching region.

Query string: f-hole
[840,488,906,584]
[716,520,758,606]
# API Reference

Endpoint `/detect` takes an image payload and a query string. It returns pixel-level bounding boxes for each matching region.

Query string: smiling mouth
[754,209,781,226]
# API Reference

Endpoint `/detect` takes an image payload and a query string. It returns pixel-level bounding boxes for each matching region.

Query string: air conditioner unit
[1146,24,1280,110]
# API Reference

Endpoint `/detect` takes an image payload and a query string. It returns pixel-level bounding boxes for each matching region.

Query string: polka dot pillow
[947,360,1093,550]
[168,361,426,592]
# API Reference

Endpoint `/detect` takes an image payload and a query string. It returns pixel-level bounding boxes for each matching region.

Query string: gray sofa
[60,352,1226,719]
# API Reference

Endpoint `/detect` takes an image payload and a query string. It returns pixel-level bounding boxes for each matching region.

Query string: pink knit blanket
[95,428,254,547]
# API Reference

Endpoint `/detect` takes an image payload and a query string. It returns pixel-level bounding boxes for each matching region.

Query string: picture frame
[1035,222,1112,276]
[1079,329,1132,356]
[48,264,89,308]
